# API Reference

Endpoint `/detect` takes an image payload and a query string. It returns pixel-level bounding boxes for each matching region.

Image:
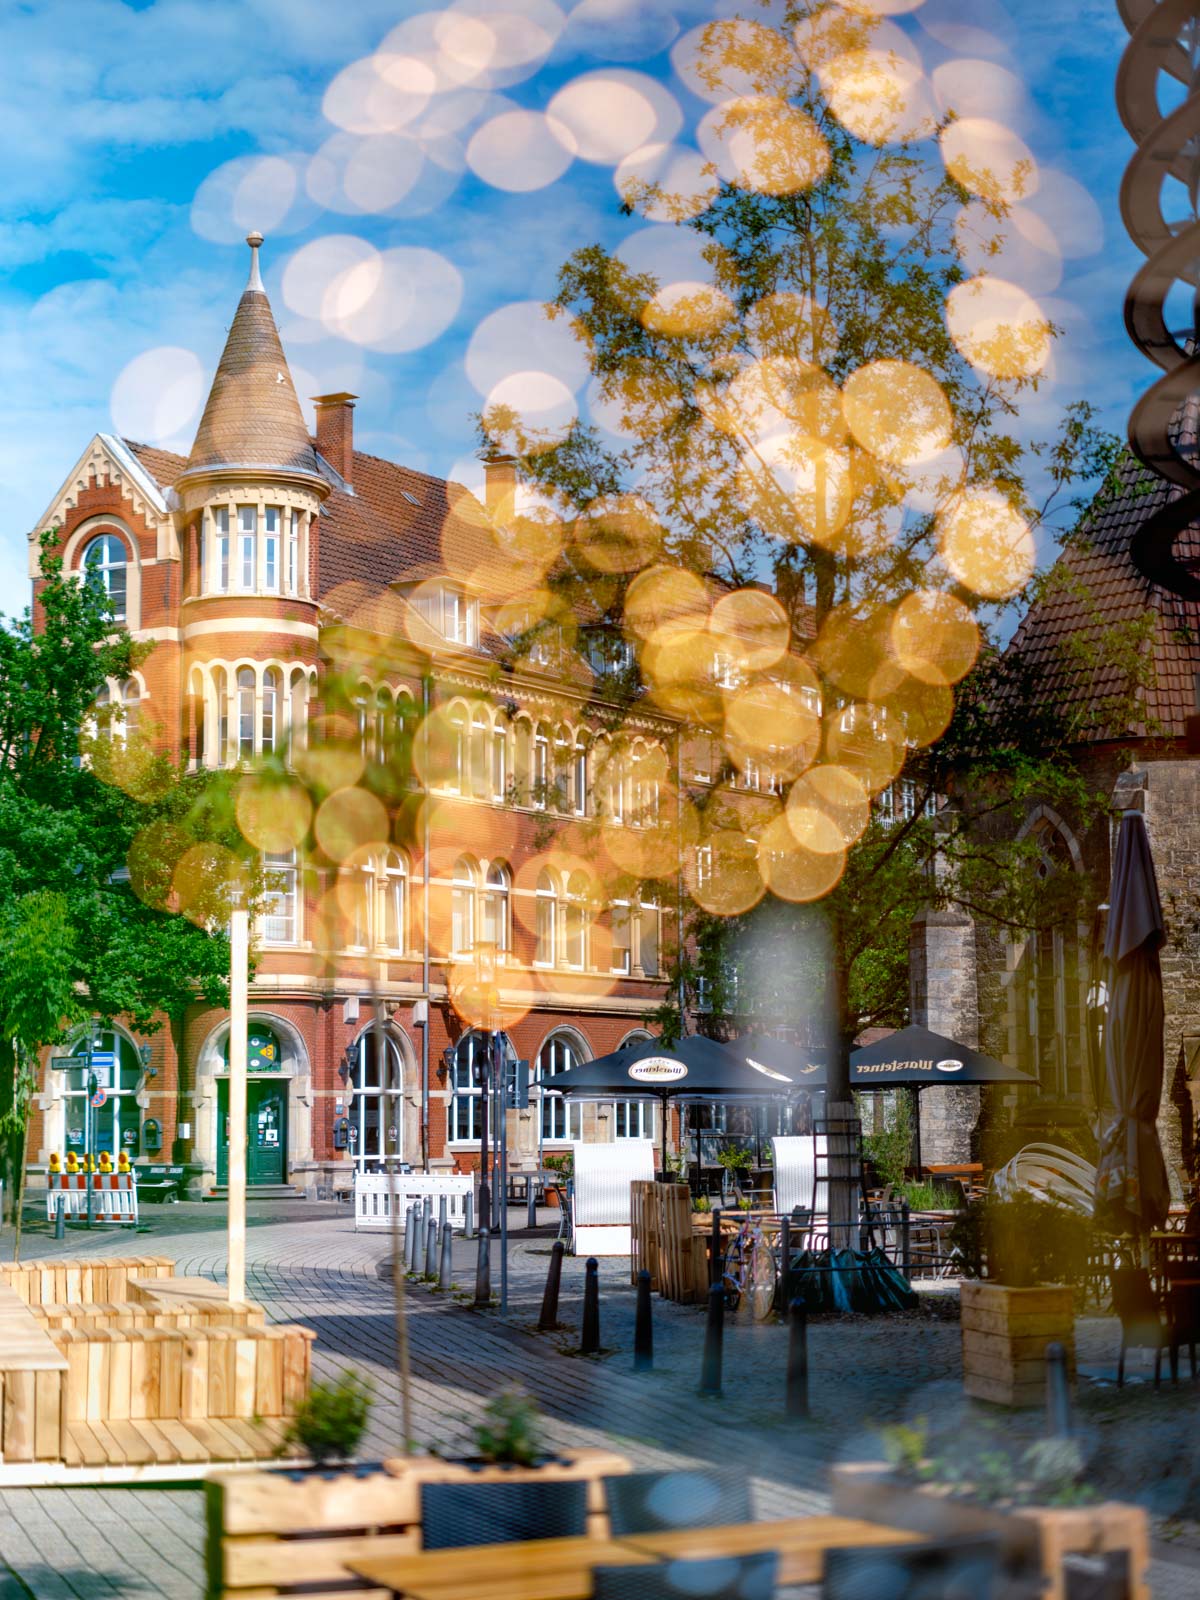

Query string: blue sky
[0,0,1144,618]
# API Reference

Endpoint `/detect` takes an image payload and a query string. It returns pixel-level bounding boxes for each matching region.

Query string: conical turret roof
[185,233,320,481]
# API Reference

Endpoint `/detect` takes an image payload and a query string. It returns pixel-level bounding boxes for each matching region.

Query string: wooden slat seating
[630,1182,706,1305]
[0,1256,176,1308]
[206,1448,632,1600]
[0,1259,313,1471]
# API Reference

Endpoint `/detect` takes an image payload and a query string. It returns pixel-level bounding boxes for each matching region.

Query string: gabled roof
[1006,454,1200,740]
[184,239,320,482]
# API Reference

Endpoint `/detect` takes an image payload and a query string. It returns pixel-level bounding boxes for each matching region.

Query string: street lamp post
[228,897,249,1305]
[473,941,499,1236]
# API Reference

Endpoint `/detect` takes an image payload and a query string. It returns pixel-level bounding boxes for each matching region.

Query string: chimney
[483,452,517,514]
[312,392,357,486]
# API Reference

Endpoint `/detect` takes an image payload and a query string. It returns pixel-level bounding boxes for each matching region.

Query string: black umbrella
[736,1025,1035,1168]
[1095,812,1171,1234]
[551,1034,796,1172]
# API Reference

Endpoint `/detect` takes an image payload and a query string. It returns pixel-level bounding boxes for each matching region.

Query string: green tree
[0,531,247,1228]
[479,4,1124,1097]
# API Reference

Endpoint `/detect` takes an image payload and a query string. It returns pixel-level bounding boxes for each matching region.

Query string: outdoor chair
[822,1534,1001,1599]
[603,1469,752,1536]
[1110,1266,1168,1387]
[1164,1272,1200,1382]
[593,1552,777,1600]
[419,1478,587,1549]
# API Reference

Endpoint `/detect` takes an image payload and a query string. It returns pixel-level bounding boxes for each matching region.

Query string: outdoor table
[346,1536,654,1600]
[620,1515,923,1586]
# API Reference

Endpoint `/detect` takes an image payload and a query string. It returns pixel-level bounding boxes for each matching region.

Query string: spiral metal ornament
[1118,0,1200,597]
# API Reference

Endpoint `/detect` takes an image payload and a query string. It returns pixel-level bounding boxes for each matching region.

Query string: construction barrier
[46,1172,139,1225]
[354,1172,472,1231]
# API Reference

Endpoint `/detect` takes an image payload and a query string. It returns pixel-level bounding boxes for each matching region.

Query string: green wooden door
[217,1080,287,1186]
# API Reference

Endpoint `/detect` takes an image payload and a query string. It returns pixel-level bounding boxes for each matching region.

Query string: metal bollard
[413,1205,427,1273]
[425,1216,439,1279]
[581,1257,601,1354]
[786,1298,809,1418]
[438,1195,447,1229]
[634,1269,653,1372]
[55,1195,66,1240]
[464,1191,475,1240]
[900,1199,911,1282]
[538,1239,566,1331]
[474,1225,491,1306]
[699,1282,724,1397]
[527,1177,538,1231]
[1045,1341,1071,1437]
[780,1216,792,1308]
[710,1207,722,1286]
[439,1222,454,1290]
[403,1204,415,1271]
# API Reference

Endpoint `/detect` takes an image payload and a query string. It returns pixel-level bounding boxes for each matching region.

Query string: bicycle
[722,1213,776,1319]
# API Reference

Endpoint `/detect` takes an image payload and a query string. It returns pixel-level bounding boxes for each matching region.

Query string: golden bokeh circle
[236,777,314,855]
[938,488,1034,598]
[314,786,390,863]
[946,276,1051,381]
[891,591,980,686]
[685,827,766,916]
[757,814,847,902]
[842,360,952,466]
[786,763,871,852]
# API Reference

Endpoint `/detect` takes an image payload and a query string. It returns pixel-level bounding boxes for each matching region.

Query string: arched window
[264,506,282,591]
[537,1033,584,1142]
[573,734,588,817]
[554,726,571,810]
[354,688,369,758]
[213,666,230,767]
[351,1029,404,1171]
[639,897,661,977]
[533,725,549,808]
[259,850,298,944]
[481,862,510,954]
[345,856,373,950]
[447,707,467,793]
[612,1030,655,1141]
[448,1031,487,1142]
[122,679,140,741]
[451,856,477,955]
[492,720,508,800]
[374,688,394,767]
[470,709,490,798]
[82,535,127,622]
[237,668,255,759]
[513,721,531,803]
[535,870,558,965]
[93,682,111,740]
[61,1029,144,1161]
[1014,820,1084,1099]
[379,849,407,951]
[563,873,589,969]
[262,668,279,754]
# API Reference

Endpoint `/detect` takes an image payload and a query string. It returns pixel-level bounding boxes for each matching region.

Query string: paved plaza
[0,1196,1197,1597]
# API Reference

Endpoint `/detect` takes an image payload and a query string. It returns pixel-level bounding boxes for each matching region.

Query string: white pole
[228,904,249,1303]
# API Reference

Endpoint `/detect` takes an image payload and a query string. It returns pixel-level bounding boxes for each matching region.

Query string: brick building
[27,237,688,1196]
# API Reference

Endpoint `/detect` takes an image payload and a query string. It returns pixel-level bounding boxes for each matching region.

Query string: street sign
[91,1088,107,1109]
[90,1051,115,1088]
[51,1056,88,1072]
[505,1058,531,1111]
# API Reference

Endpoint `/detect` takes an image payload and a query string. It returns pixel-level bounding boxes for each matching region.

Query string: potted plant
[955,1192,1090,1408]
[543,1153,573,1208]
[831,1418,1149,1600]
[279,1370,373,1470]
[716,1143,754,1195]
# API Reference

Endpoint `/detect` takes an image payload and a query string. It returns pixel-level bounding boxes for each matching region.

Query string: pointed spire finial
[246,232,265,293]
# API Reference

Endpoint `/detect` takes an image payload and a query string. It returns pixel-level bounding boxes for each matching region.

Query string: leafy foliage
[479,5,1122,1086]
[283,1370,373,1466]
[857,1089,913,1190]
[473,1384,542,1466]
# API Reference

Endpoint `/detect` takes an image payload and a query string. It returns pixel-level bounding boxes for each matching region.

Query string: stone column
[910,907,980,1165]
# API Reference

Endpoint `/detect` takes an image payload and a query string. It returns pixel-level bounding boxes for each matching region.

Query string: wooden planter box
[961,1281,1074,1407]
[831,1463,1149,1600]
[207,1446,631,1599]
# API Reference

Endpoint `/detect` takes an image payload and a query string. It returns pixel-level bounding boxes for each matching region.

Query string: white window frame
[82,534,128,622]
[259,850,298,944]
[537,1034,584,1142]
[237,506,257,590]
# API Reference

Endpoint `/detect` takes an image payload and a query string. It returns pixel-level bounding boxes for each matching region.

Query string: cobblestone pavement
[0,1197,1196,1597]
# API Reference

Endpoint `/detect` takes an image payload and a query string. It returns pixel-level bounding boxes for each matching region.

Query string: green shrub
[693,1195,712,1213]
[716,1143,753,1174]
[858,1091,912,1191]
[543,1153,574,1180]
[474,1384,542,1466]
[895,1179,961,1211]
[284,1370,372,1466]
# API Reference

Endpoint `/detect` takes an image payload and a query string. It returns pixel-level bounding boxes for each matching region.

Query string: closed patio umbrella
[1095,811,1171,1234]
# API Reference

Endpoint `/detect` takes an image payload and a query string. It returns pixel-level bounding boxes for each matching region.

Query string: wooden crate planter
[207,1447,632,1599]
[961,1282,1075,1407]
[831,1463,1149,1600]
[631,1182,707,1304]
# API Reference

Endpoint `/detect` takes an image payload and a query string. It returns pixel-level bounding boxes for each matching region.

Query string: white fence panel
[771,1135,827,1219]
[572,1139,655,1256]
[354,1172,473,1231]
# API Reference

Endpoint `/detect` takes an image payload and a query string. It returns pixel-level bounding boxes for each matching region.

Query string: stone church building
[912,453,1200,1186]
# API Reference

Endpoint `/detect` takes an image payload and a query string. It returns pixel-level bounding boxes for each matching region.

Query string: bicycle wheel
[745,1240,776,1321]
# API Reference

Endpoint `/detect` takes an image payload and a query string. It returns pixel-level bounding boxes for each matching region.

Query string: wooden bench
[206,1448,632,1600]
[0,1256,175,1307]
[33,1300,266,1333]
[0,1284,70,1463]
[129,1274,237,1309]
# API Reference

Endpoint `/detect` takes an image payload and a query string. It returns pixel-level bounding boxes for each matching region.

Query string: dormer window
[413,585,478,645]
[82,535,127,622]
